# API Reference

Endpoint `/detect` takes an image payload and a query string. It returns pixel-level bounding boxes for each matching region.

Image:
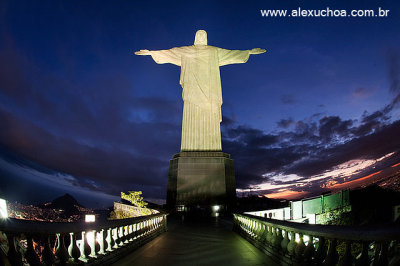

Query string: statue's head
[194,30,207,46]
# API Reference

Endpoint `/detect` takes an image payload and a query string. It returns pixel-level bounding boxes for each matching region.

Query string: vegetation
[121,191,148,208]
[109,191,152,219]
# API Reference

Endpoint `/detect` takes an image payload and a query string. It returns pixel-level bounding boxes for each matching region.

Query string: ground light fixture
[0,198,8,218]
[85,214,96,223]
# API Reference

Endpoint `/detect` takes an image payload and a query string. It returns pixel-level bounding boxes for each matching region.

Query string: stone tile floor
[113,215,278,266]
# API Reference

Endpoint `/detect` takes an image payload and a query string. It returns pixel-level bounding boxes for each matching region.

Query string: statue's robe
[149,45,250,151]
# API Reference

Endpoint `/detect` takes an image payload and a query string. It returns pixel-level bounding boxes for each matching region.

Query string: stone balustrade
[0,213,167,265]
[233,213,400,266]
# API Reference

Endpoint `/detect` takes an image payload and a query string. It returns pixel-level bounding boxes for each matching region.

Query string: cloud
[352,87,372,99]
[0,36,184,200]
[318,116,353,142]
[388,49,400,94]
[277,118,294,129]
[221,106,400,193]
[1,27,400,204]
[386,49,400,109]
[280,94,297,104]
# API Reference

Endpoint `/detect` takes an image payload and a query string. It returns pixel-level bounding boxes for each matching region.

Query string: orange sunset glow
[327,170,383,190]
[264,190,309,200]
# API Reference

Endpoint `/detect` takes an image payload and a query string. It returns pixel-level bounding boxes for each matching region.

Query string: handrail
[233,213,400,266]
[0,212,168,265]
[0,212,165,234]
[239,213,400,241]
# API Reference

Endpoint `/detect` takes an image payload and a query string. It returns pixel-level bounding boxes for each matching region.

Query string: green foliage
[121,191,148,208]
[108,191,152,220]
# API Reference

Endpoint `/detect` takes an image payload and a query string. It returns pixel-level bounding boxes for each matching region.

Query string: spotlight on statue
[85,214,96,223]
[0,198,8,219]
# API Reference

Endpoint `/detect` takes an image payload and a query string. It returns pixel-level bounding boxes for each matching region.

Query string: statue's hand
[249,48,266,55]
[135,49,151,56]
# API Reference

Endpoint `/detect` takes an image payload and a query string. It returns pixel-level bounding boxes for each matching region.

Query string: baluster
[323,238,338,266]
[88,230,99,258]
[295,233,306,259]
[5,233,23,266]
[133,223,138,240]
[128,224,134,241]
[267,226,273,244]
[68,232,81,262]
[287,231,297,256]
[117,226,124,244]
[260,224,267,244]
[98,229,106,255]
[257,223,263,241]
[239,217,244,231]
[303,235,315,263]
[25,235,41,266]
[377,242,388,266]
[372,242,381,266]
[112,227,119,248]
[55,233,69,265]
[106,228,114,252]
[338,240,353,266]
[274,228,283,250]
[270,226,277,246]
[124,226,129,244]
[145,220,149,235]
[134,223,138,238]
[252,221,257,239]
[253,222,258,239]
[389,240,400,266]
[42,234,55,265]
[255,222,260,239]
[119,226,125,245]
[313,236,326,264]
[355,241,369,266]
[79,231,91,262]
[281,230,290,252]
[139,222,144,238]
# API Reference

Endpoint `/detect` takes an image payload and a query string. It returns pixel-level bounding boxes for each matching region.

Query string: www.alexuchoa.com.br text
[260,7,390,18]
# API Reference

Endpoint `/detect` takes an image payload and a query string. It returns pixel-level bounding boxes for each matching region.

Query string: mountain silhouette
[41,193,84,216]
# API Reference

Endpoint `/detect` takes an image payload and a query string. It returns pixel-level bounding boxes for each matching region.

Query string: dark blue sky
[1,0,400,207]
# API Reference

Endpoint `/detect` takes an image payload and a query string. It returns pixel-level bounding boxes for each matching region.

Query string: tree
[121,191,148,208]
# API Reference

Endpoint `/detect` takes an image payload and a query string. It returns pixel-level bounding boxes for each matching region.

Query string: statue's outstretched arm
[135,49,151,56]
[249,48,266,55]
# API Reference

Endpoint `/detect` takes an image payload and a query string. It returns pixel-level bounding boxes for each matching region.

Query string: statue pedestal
[167,151,236,210]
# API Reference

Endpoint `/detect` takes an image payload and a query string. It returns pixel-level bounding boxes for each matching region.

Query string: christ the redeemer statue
[135,30,265,151]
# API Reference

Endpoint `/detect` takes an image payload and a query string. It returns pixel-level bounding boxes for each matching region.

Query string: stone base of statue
[167,151,236,211]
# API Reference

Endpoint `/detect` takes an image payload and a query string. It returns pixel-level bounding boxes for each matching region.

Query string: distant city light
[0,199,8,218]
[85,214,95,222]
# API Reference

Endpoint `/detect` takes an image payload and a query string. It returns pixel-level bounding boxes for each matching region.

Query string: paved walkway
[113,215,278,266]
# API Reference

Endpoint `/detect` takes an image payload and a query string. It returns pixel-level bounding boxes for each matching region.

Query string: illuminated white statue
[135,30,265,151]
